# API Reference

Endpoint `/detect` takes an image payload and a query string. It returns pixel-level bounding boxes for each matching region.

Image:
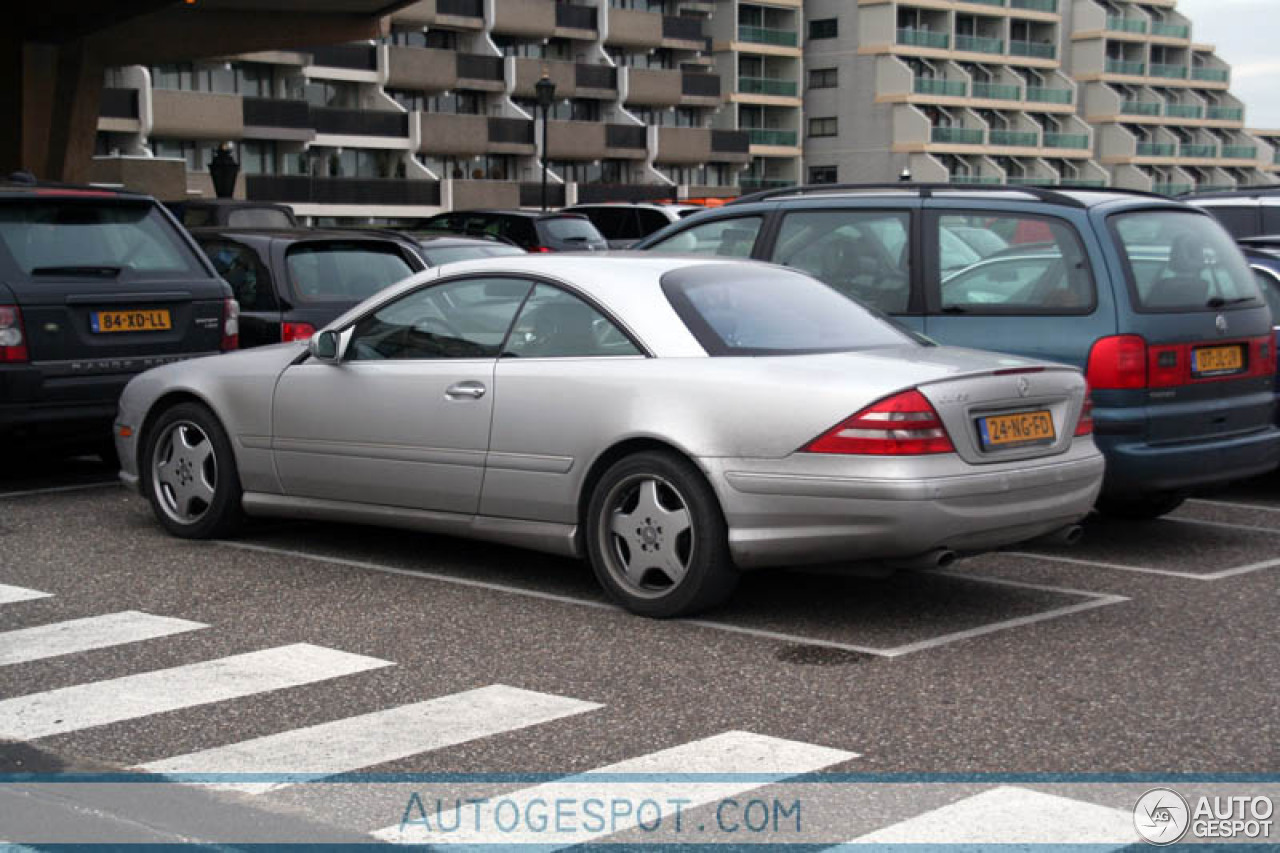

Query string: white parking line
[1189,497,1280,514]
[0,584,52,605]
[1006,551,1280,581]
[0,481,120,499]
[222,541,1125,659]
[0,611,207,666]
[1165,516,1280,536]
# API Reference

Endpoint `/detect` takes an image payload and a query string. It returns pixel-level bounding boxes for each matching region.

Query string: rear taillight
[803,389,954,456]
[0,306,29,363]
[1074,386,1094,437]
[530,246,552,253]
[1251,336,1275,378]
[282,322,316,343]
[221,298,239,351]
[1086,335,1147,390]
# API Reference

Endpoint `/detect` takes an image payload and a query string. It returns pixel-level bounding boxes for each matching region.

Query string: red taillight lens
[530,246,552,253]
[1074,386,1094,437]
[1251,336,1275,378]
[282,322,316,343]
[0,305,29,363]
[221,298,239,351]
[803,389,955,455]
[1086,335,1147,390]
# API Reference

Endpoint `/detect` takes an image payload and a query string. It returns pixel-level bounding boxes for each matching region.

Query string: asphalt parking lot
[0,454,1277,846]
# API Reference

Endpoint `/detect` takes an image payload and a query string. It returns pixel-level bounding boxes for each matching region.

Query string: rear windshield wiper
[1206,296,1255,308]
[940,305,968,314]
[31,265,123,278]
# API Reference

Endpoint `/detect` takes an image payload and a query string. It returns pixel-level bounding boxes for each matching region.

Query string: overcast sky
[1175,0,1279,128]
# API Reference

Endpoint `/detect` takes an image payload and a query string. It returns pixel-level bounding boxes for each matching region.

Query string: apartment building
[1252,128,1280,181]
[92,0,755,221]
[801,0,1273,192]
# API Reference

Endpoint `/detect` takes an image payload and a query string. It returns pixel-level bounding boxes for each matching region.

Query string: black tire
[1096,492,1185,520]
[585,450,738,618]
[141,402,244,539]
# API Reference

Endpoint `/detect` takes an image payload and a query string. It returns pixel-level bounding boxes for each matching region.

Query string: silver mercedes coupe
[115,255,1104,617]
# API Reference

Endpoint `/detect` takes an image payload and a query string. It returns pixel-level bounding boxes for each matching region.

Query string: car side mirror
[309,330,343,363]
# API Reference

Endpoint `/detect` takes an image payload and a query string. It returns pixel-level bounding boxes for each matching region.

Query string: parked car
[165,199,298,230]
[192,228,425,348]
[636,184,1280,518]
[418,210,608,252]
[1236,237,1280,401]
[1185,188,1280,239]
[416,235,526,266]
[0,180,237,458]
[115,256,1102,617]
[565,202,704,249]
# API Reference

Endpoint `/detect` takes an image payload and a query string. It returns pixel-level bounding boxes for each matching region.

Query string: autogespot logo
[1134,788,1191,845]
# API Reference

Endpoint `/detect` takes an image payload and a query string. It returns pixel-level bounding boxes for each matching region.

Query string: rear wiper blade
[31,265,123,277]
[1205,296,1254,308]
[940,305,969,314]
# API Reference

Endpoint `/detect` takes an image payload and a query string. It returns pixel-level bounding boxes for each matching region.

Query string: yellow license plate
[91,309,171,333]
[979,410,1056,450]
[1192,344,1244,376]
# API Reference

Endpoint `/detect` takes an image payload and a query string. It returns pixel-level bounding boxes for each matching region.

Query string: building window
[808,117,837,138]
[808,68,837,89]
[808,166,837,184]
[809,18,838,39]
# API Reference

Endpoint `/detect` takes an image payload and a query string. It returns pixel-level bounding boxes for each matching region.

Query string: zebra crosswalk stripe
[0,611,208,667]
[0,584,51,605]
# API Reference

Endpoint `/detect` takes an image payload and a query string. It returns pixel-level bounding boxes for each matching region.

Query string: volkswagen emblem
[1016,376,1031,397]
[1216,314,1228,335]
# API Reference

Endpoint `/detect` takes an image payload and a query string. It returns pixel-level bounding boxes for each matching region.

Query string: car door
[271,276,533,514]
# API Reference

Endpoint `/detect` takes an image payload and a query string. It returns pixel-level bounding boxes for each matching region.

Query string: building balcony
[1043,132,1089,149]
[1025,86,1073,104]
[437,0,483,18]
[1106,59,1146,75]
[681,72,721,100]
[1010,40,1055,60]
[931,126,985,144]
[1149,63,1188,79]
[1154,182,1192,196]
[245,175,441,206]
[575,184,675,204]
[972,82,1021,100]
[492,0,556,39]
[1106,16,1147,34]
[1059,179,1107,188]
[241,97,313,140]
[711,129,751,158]
[1122,100,1162,116]
[456,53,506,84]
[989,129,1039,147]
[547,120,607,160]
[605,8,663,48]
[312,107,408,138]
[605,123,648,151]
[575,63,618,93]
[1150,22,1190,38]
[745,128,798,146]
[897,28,949,49]
[100,88,139,119]
[1165,103,1203,119]
[738,76,798,97]
[1191,67,1229,82]
[151,90,244,139]
[739,177,793,191]
[487,117,536,151]
[1137,142,1177,156]
[951,175,1003,185]
[662,15,704,43]
[915,78,967,97]
[964,0,1005,7]
[625,68,682,106]
[1206,106,1244,121]
[1222,145,1258,159]
[1180,143,1217,157]
[1010,0,1057,10]
[386,46,456,91]
[310,44,377,71]
[738,25,798,47]
[555,3,598,32]
[954,35,1004,54]
[418,112,489,156]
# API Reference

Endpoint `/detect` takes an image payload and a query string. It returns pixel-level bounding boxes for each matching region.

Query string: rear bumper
[706,445,1105,570]
[1096,426,1280,496]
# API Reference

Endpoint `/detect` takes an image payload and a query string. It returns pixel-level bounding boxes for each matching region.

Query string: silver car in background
[115,256,1104,617]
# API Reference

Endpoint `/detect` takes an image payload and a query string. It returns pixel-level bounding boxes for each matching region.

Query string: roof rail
[727,182,1090,209]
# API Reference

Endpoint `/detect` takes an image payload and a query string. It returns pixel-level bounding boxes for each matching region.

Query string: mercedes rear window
[661,264,916,356]
[286,243,416,302]
[0,200,205,278]
[1111,210,1263,312]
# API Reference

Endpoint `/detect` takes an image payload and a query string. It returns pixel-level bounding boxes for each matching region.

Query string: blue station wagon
[637,185,1280,518]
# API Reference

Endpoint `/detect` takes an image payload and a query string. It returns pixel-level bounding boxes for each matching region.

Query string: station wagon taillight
[1087,334,1274,390]
[803,389,955,455]
[282,322,316,343]
[1085,335,1147,389]
[0,306,28,363]
[221,298,239,351]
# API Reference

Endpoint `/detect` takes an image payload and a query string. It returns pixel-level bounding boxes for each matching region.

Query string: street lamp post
[534,70,557,211]
[208,143,240,199]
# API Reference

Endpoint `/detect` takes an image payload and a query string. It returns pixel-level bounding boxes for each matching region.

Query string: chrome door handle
[445,381,487,400]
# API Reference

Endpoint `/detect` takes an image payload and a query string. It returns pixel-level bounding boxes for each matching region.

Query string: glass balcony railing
[738,25,799,47]
[739,177,793,191]
[1151,22,1190,38]
[989,129,1040,147]
[1137,142,1177,156]
[1274,151,1280,166]
[897,28,949,49]
[955,34,1005,54]
[971,82,1021,100]
[1106,59,1146,75]
[1043,132,1090,149]
[1150,63,1188,79]
[744,128,798,146]
[1122,100,1162,116]
[1058,179,1108,188]
[950,175,1004,185]
[1010,40,1056,59]
[1195,184,1236,192]
[738,76,798,96]
[1014,177,1058,186]
[1025,86,1073,104]
[1222,145,1258,159]
[1164,103,1203,119]
[914,77,967,96]
[1106,16,1147,33]
[1207,106,1244,121]
[1010,0,1057,10]
[1180,144,1217,157]
[1154,183,1192,196]
[965,0,1006,6]
[931,126,985,144]
[1192,67,1230,82]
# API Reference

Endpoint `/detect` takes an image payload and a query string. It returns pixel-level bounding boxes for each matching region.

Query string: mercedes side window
[770,210,912,313]
[644,216,763,257]
[503,284,641,358]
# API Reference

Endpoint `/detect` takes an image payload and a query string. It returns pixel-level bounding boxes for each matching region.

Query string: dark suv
[419,209,607,252]
[1185,188,1280,239]
[637,184,1280,518]
[0,182,236,455]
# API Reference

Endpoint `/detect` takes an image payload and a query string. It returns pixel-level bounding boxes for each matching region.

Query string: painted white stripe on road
[0,481,119,499]
[373,730,856,846]
[1165,516,1280,536]
[1009,550,1280,581]
[841,786,1136,846]
[0,643,392,740]
[1188,497,1280,514]
[0,611,207,666]
[0,584,51,605]
[137,684,602,794]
